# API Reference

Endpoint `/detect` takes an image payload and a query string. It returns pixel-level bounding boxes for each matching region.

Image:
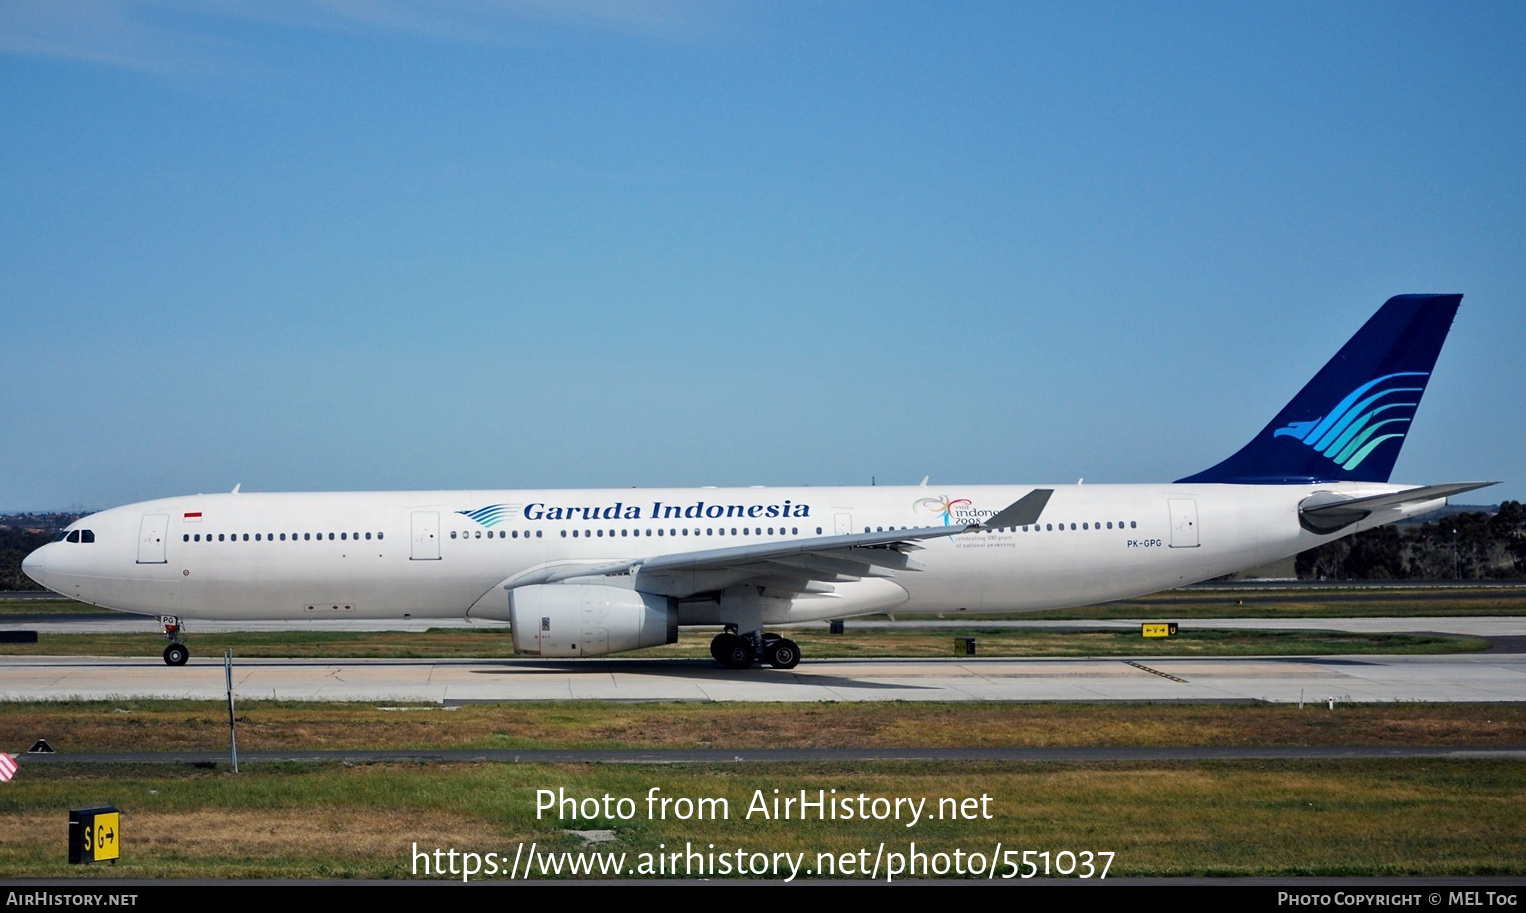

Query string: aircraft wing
[505,489,1054,598]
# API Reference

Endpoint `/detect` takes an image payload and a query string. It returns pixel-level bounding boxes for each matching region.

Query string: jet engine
[508,584,677,657]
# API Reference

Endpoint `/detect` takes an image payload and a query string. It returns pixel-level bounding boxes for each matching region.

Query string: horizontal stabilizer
[1298,481,1497,534]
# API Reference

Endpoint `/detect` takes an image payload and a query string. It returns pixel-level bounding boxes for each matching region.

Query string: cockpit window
[54,530,69,542]
[81,530,95,543]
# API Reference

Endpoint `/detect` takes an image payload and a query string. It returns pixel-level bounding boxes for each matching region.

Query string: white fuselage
[24,481,1440,628]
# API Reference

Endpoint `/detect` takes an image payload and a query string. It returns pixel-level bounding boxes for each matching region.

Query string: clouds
[0,0,738,74]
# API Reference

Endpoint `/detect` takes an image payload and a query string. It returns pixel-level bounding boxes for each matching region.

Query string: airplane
[23,293,1494,669]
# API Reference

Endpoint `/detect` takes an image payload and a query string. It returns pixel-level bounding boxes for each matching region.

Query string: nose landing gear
[160,616,189,666]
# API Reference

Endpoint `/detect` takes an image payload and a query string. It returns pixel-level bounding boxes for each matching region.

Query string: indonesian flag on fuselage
[184,512,202,522]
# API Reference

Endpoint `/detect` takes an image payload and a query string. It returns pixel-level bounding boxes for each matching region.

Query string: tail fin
[1177,294,1461,485]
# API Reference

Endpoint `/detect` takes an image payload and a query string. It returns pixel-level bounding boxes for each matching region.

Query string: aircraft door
[136,514,169,564]
[1168,499,1200,548]
[411,511,441,560]
[835,513,853,536]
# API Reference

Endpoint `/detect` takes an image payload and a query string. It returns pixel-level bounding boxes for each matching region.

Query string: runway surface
[4,650,1524,703]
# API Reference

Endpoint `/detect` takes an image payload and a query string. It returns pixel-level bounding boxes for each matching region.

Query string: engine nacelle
[509,584,678,657]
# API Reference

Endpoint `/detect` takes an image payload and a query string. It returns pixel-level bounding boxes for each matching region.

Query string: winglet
[982,489,1054,529]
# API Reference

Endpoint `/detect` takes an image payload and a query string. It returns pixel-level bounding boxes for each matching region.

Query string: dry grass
[2,760,1521,878]
[3,701,1522,753]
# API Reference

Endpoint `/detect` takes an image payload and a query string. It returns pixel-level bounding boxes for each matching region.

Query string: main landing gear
[709,630,800,670]
[160,615,189,666]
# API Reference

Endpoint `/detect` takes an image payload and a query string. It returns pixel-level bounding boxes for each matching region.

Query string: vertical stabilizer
[1177,294,1461,485]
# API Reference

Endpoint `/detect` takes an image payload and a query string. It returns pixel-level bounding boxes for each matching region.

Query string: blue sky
[3,1,1522,510]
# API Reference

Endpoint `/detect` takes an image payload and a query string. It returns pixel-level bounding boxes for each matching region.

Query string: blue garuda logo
[1272,372,1428,470]
[457,504,516,527]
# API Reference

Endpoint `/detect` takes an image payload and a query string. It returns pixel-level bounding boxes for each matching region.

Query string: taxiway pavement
[3,650,1523,703]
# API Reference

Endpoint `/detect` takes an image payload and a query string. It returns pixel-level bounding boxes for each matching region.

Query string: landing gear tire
[710,633,755,670]
[163,643,189,666]
[765,638,800,669]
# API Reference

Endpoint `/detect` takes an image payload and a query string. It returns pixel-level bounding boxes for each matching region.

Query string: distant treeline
[1296,501,1526,580]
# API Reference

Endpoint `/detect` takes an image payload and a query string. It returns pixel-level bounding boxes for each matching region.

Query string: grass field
[6,585,1526,622]
[0,626,1491,660]
[0,591,1511,661]
[2,701,1522,879]
[5,700,1524,752]
[2,757,1521,879]
[2,586,1521,880]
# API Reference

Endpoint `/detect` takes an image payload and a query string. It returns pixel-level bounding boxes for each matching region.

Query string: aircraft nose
[22,546,47,589]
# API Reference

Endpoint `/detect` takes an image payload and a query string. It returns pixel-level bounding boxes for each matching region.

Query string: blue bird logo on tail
[1271,371,1428,471]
